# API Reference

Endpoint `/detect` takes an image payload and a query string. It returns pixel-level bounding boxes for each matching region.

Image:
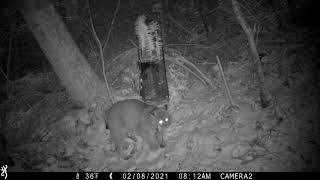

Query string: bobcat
[105,99,171,159]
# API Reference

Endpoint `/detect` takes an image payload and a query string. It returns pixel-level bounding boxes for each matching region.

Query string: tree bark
[18,0,110,110]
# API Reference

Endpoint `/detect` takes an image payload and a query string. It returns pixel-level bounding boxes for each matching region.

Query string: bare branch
[231,0,272,107]
[88,0,114,103]
[102,0,121,51]
[216,56,235,107]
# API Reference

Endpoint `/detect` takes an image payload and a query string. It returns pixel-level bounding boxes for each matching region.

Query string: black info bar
[3,172,318,180]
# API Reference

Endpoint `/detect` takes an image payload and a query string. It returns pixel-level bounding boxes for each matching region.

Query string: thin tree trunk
[18,0,110,111]
[231,0,272,108]
[6,21,15,99]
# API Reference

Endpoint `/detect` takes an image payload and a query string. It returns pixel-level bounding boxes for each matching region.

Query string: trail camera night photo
[0,0,319,174]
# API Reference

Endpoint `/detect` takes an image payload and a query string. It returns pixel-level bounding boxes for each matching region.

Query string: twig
[165,49,213,88]
[165,43,225,51]
[168,57,207,86]
[110,48,136,62]
[128,39,137,48]
[216,56,235,107]
[254,24,261,46]
[102,0,121,52]
[176,56,213,88]
[166,49,214,88]
[0,67,10,82]
[166,43,206,47]
[168,16,193,36]
[6,21,15,98]
[88,0,114,103]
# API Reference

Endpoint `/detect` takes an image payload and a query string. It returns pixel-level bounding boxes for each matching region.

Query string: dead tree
[231,0,272,108]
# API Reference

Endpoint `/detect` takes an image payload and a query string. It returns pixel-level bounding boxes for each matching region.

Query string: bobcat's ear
[145,105,156,116]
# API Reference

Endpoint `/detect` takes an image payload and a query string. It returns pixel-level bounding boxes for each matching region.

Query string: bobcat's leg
[109,125,131,160]
[137,125,160,151]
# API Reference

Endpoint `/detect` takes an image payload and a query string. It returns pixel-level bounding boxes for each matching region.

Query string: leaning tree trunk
[231,0,272,108]
[18,0,110,111]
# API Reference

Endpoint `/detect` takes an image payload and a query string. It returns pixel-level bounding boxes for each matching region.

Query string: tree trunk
[18,0,110,111]
[231,0,272,108]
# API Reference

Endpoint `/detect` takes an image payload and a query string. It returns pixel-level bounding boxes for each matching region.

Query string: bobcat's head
[146,106,171,148]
